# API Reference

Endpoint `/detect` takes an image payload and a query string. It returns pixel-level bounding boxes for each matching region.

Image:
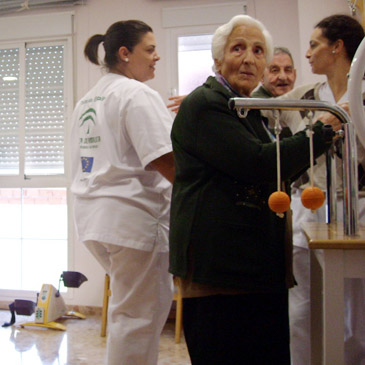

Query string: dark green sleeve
[172,88,328,185]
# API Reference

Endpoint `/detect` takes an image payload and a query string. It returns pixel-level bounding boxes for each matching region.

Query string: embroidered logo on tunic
[81,157,94,172]
[79,108,96,134]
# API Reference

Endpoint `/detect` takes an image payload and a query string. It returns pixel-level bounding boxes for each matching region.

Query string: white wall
[296,0,350,84]
[254,0,303,83]
[0,0,356,306]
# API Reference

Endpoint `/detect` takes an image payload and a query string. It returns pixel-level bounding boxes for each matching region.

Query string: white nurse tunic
[70,72,174,365]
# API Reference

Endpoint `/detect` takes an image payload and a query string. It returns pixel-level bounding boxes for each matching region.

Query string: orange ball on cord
[269,191,291,213]
[301,186,325,210]
[301,111,326,211]
[269,111,290,216]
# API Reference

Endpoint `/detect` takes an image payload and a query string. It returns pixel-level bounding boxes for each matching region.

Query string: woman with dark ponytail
[71,20,174,365]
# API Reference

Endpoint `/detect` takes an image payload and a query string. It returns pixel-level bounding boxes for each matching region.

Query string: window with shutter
[0,48,19,175]
[25,45,65,175]
[0,13,73,295]
[0,44,66,176]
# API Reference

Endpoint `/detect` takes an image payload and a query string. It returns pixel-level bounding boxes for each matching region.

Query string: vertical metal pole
[342,123,359,235]
[323,124,337,224]
[325,147,337,224]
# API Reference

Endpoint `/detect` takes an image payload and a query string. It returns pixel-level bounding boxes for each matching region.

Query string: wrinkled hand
[339,102,349,114]
[167,95,186,113]
[316,102,348,132]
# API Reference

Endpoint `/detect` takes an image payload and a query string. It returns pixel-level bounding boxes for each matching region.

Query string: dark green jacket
[169,76,329,292]
[251,85,274,98]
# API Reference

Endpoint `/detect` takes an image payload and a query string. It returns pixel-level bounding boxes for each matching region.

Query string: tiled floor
[0,310,190,364]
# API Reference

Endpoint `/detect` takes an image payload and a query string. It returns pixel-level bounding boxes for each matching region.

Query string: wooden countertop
[301,222,365,249]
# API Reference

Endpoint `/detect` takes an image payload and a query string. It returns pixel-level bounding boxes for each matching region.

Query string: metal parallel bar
[325,147,337,224]
[348,36,365,151]
[342,123,359,235]
[228,98,359,236]
[228,98,352,124]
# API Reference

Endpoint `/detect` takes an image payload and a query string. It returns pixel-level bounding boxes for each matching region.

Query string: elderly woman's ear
[214,59,222,73]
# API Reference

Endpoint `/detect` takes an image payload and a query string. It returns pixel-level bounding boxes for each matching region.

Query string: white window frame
[167,25,217,96]
[0,38,73,186]
[0,13,74,301]
[163,2,248,95]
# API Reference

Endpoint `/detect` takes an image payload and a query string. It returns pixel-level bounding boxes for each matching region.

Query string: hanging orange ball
[301,186,325,210]
[268,191,291,213]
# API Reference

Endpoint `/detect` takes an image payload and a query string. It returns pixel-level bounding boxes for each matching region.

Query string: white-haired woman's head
[212,15,273,73]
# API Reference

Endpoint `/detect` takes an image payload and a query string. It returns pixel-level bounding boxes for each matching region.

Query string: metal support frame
[228,98,359,236]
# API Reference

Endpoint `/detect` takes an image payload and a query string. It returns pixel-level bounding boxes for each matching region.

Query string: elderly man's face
[215,25,267,96]
[262,53,296,96]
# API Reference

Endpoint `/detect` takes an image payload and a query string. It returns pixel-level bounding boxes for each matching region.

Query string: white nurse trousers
[84,240,174,365]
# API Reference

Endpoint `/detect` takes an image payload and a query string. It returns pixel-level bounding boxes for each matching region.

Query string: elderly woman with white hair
[168,14,342,364]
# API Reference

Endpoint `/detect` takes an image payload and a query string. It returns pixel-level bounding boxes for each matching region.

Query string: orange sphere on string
[301,186,325,210]
[268,191,291,213]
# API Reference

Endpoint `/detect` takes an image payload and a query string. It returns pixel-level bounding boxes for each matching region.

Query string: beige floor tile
[0,310,190,364]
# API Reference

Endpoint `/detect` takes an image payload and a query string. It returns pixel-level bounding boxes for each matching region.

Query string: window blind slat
[0,44,65,176]
[0,48,19,174]
[25,45,65,175]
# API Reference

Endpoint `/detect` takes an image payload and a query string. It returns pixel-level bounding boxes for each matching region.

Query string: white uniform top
[267,82,365,192]
[71,73,173,252]
[284,81,365,248]
[318,81,347,104]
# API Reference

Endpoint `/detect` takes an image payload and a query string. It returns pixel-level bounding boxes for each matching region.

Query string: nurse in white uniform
[275,15,365,365]
[70,20,174,365]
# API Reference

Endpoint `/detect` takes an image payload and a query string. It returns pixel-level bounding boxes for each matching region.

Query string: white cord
[306,111,315,187]
[273,110,282,191]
